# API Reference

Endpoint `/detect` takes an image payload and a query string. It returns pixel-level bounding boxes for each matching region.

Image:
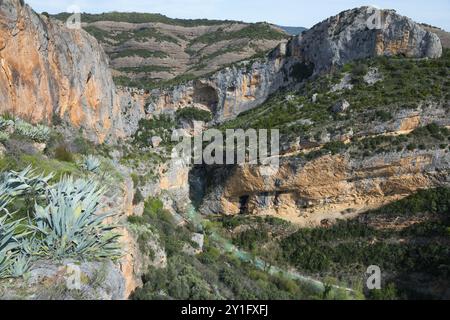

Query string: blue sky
[26,0,450,30]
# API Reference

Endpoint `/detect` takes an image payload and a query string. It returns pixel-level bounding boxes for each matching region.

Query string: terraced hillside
[52,12,290,89]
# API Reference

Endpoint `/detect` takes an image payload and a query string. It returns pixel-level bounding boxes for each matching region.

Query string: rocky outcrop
[295,6,443,74]
[198,100,450,225]
[199,150,450,226]
[0,260,126,300]
[421,25,450,49]
[107,166,167,298]
[0,0,123,143]
[141,6,443,124]
[146,50,288,123]
[0,3,443,140]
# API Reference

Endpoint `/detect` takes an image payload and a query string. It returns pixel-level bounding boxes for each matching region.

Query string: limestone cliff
[0,0,123,143]
[296,6,443,74]
[140,6,443,124]
[145,50,288,124]
[0,3,442,140]
[199,149,450,226]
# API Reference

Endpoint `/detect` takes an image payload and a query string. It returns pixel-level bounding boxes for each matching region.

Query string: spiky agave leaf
[81,155,101,173]
[33,176,121,260]
[0,215,23,253]
[0,166,53,198]
[0,194,11,216]
[0,215,28,279]
[13,119,51,143]
[0,117,14,131]
[0,252,12,279]
[9,253,32,278]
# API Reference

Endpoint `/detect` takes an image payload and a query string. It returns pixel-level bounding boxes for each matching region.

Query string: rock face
[198,101,450,225]
[142,6,443,124]
[296,6,443,74]
[0,0,123,143]
[146,50,289,123]
[0,3,443,139]
[0,260,126,300]
[332,100,350,113]
[199,150,450,226]
[421,25,450,49]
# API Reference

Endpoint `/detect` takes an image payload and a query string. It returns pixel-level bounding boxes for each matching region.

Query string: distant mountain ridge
[276,25,307,35]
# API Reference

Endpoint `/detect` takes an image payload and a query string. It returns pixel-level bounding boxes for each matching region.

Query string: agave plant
[33,177,121,260]
[0,166,53,198]
[0,215,27,279]
[0,131,9,143]
[0,194,11,216]
[9,253,32,278]
[81,155,101,173]
[0,117,14,131]
[14,119,51,143]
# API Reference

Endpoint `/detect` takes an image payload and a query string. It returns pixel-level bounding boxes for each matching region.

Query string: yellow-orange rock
[0,0,124,143]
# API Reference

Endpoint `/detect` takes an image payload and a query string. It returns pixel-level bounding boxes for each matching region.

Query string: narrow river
[185,205,357,298]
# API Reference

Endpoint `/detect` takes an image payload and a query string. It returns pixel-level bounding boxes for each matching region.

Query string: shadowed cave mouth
[239,195,250,214]
[238,191,282,214]
[193,81,219,113]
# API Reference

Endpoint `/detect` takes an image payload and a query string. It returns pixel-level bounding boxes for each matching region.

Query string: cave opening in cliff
[274,191,281,207]
[239,195,250,214]
[193,83,219,113]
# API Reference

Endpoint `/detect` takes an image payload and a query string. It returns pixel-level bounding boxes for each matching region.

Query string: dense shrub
[54,145,74,162]
[176,107,212,123]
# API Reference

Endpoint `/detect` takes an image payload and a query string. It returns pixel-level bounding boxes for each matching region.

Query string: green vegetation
[130,198,331,300]
[302,123,450,161]
[211,188,450,299]
[0,167,121,279]
[0,154,80,181]
[80,155,101,174]
[33,177,121,260]
[114,73,199,91]
[54,145,75,163]
[52,12,238,27]
[133,27,179,44]
[176,107,212,123]
[133,115,176,148]
[128,197,191,257]
[112,49,168,59]
[280,188,449,299]
[118,65,173,74]
[0,116,51,143]
[219,49,450,145]
[83,25,179,45]
[133,249,326,300]
[190,23,287,45]
[195,44,246,65]
[82,25,111,42]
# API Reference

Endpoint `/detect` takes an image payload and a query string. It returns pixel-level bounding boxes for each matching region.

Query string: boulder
[296,6,443,74]
[332,100,350,113]
[151,136,163,148]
